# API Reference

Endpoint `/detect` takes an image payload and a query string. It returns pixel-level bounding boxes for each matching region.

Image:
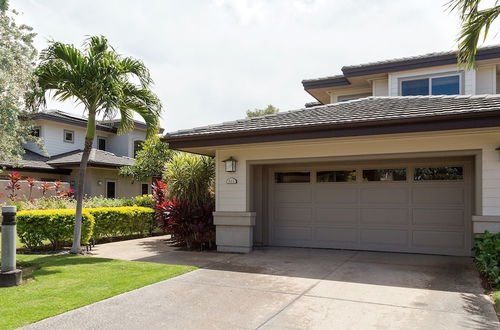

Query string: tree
[0,3,40,165]
[450,0,500,68]
[246,104,279,118]
[30,36,162,253]
[120,135,172,182]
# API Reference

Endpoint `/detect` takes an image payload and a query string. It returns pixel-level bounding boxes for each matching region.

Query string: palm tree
[450,0,500,68]
[29,36,162,253]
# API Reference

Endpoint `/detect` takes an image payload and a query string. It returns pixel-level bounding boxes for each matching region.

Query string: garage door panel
[412,186,464,205]
[315,187,358,204]
[273,226,312,241]
[360,208,409,225]
[360,229,408,246]
[316,208,359,225]
[275,207,312,223]
[360,187,409,204]
[412,209,464,227]
[274,188,312,203]
[314,227,358,244]
[412,231,465,249]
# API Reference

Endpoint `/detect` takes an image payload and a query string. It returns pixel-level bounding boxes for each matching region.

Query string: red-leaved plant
[26,177,36,201]
[152,180,215,250]
[6,171,22,201]
[54,180,65,197]
[38,181,53,197]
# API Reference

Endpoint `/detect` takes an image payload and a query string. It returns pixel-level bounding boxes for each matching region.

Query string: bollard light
[0,206,22,287]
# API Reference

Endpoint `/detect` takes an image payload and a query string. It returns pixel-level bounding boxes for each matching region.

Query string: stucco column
[213,211,256,253]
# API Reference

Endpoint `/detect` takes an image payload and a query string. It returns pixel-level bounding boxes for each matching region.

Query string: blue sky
[12,0,499,132]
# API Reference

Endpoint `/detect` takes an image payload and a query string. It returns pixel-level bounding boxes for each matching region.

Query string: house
[164,45,500,256]
[2,110,159,199]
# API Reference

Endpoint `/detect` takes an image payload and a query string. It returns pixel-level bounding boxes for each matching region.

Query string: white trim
[399,72,463,96]
[63,129,74,143]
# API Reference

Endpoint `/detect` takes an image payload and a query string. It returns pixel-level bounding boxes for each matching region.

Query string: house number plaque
[226,177,238,184]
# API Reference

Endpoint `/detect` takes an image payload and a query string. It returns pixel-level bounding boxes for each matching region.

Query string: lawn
[493,290,500,318]
[0,254,196,329]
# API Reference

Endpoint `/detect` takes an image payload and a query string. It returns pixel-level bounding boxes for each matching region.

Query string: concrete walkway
[25,236,499,330]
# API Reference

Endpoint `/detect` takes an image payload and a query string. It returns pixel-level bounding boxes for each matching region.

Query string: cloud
[11,0,498,132]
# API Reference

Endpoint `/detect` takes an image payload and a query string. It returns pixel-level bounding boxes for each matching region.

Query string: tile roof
[47,149,135,167]
[1,149,56,170]
[165,95,500,139]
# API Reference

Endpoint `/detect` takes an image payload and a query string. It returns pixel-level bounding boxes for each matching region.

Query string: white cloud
[11,0,500,132]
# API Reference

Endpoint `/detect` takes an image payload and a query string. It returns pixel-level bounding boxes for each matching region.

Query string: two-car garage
[267,158,472,256]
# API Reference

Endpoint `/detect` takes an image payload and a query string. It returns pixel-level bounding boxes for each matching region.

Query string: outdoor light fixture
[223,157,237,172]
[97,180,103,186]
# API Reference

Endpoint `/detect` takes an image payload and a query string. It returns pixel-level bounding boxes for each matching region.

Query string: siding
[372,79,389,96]
[215,128,500,217]
[476,65,496,94]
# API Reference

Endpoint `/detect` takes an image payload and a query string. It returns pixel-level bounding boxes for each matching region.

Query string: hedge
[17,209,95,249]
[90,207,154,240]
[473,231,500,288]
[17,206,154,250]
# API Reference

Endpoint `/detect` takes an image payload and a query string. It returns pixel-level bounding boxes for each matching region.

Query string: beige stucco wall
[82,168,150,198]
[214,128,500,219]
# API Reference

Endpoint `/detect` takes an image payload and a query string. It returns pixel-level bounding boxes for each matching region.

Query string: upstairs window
[31,126,41,137]
[401,74,460,96]
[63,130,74,143]
[133,140,144,158]
[97,137,106,151]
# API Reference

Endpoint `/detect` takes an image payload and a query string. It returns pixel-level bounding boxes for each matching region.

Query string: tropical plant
[246,104,279,118]
[29,36,162,253]
[473,231,500,287]
[449,0,500,68]
[163,153,215,207]
[120,135,172,181]
[0,3,41,166]
[5,171,21,201]
[26,177,35,201]
[38,181,53,197]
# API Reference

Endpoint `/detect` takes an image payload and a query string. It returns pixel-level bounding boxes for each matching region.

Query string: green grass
[0,254,196,329]
[493,290,500,318]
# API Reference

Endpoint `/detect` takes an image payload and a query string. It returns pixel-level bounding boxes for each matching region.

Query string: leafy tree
[0,4,40,165]
[450,0,500,68]
[120,135,172,182]
[246,104,279,118]
[30,36,162,253]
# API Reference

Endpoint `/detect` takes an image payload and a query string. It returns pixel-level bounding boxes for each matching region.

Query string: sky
[10,0,500,132]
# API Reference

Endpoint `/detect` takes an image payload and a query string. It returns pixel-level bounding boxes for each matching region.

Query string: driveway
[25,236,499,330]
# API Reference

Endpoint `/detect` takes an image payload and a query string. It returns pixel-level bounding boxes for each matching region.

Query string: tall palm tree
[29,36,162,253]
[450,0,500,68]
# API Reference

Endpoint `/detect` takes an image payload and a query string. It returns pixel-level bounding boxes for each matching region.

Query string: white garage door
[269,160,472,256]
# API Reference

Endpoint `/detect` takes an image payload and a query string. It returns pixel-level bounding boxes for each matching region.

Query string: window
[31,126,41,137]
[275,172,310,183]
[106,181,116,198]
[63,130,74,143]
[141,183,149,195]
[97,137,106,151]
[414,166,463,181]
[363,169,407,181]
[133,140,144,158]
[317,170,356,182]
[401,74,460,96]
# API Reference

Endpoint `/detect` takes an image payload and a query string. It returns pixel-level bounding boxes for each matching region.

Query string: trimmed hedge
[17,206,154,250]
[91,207,154,240]
[17,209,95,249]
[473,231,500,288]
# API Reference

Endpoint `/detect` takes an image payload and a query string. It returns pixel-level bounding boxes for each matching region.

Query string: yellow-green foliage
[17,207,154,249]
[90,207,154,240]
[17,209,95,249]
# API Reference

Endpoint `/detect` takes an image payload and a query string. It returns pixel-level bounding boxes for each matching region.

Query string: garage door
[269,160,472,256]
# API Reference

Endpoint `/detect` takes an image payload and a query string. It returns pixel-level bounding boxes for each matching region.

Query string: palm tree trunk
[70,110,96,253]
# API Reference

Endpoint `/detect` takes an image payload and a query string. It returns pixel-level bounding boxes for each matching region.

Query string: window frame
[97,136,107,151]
[362,168,408,182]
[274,171,311,184]
[63,129,75,143]
[141,183,149,195]
[31,126,41,137]
[399,72,463,96]
[413,166,464,182]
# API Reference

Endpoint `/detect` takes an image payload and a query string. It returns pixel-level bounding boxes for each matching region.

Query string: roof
[34,110,163,133]
[302,45,500,90]
[1,149,55,171]
[47,149,135,167]
[164,95,500,151]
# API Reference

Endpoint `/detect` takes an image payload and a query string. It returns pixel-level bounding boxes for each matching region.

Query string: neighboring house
[165,45,500,256]
[2,110,160,199]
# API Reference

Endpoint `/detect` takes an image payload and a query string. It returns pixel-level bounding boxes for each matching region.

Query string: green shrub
[123,194,153,208]
[473,231,500,288]
[17,209,95,249]
[90,206,154,240]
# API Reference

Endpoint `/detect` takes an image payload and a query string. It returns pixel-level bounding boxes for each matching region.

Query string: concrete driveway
[25,236,499,330]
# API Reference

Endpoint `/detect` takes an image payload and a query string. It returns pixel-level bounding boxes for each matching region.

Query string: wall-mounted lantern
[97,180,103,186]
[223,157,237,173]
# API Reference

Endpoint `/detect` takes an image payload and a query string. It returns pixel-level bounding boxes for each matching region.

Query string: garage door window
[362,169,406,181]
[414,166,463,181]
[317,170,356,182]
[275,172,310,183]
